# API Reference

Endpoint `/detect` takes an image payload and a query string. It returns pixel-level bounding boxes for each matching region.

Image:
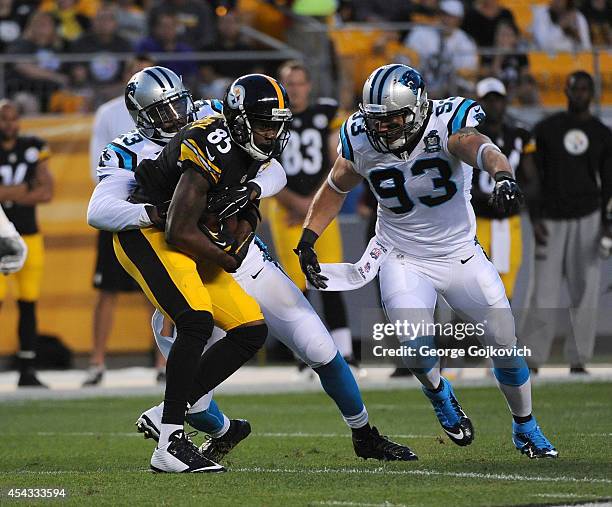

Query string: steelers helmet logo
[227,85,245,109]
[563,129,589,155]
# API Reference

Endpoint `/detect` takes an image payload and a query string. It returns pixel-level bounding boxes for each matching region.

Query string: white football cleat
[150,429,225,473]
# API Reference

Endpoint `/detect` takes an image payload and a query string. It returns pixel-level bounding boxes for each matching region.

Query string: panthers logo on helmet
[398,69,424,95]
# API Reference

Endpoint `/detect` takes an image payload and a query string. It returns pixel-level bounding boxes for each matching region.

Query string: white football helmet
[359,64,429,153]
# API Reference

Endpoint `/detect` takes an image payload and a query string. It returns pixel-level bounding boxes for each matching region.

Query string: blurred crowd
[0,0,611,113]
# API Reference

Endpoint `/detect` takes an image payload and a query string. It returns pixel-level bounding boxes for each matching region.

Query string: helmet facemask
[133,91,195,141]
[360,87,429,154]
[228,109,291,161]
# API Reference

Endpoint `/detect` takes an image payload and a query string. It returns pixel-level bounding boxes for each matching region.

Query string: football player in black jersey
[0,99,54,387]
[115,74,292,473]
[471,78,538,300]
[271,61,357,368]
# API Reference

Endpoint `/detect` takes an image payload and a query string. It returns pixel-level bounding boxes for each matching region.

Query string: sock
[496,377,533,417]
[313,352,367,427]
[185,400,227,436]
[189,324,267,404]
[159,423,183,447]
[162,310,213,426]
[413,367,441,392]
[513,413,533,424]
[17,300,37,361]
[210,415,230,438]
[330,328,353,358]
[493,360,532,417]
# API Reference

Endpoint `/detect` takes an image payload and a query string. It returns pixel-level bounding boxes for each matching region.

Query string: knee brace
[226,323,268,357]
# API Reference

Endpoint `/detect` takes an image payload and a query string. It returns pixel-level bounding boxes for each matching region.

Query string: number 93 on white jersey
[339,96,485,258]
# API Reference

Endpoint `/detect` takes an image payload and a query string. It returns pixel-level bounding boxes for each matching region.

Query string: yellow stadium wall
[0,115,154,357]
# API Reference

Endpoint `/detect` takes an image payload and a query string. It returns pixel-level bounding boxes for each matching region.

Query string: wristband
[298,228,319,247]
[327,173,350,194]
[476,142,501,171]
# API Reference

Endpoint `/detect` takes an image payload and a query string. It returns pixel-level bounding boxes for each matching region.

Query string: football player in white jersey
[295,64,558,459]
[88,66,417,463]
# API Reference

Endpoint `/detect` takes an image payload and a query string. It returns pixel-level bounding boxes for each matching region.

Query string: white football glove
[0,234,27,274]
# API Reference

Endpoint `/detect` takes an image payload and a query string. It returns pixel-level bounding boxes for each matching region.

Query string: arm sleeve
[87,170,153,232]
[249,159,287,198]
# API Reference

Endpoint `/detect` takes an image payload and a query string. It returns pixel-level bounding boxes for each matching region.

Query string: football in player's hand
[199,213,238,234]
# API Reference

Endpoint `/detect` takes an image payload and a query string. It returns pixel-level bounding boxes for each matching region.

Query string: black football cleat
[199,419,252,463]
[150,430,225,473]
[18,369,48,388]
[353,426,418,461]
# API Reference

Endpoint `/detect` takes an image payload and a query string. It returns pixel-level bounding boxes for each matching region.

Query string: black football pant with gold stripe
[114,228,266,425]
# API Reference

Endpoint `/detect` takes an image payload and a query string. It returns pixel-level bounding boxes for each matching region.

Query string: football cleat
[18,369,48,388]
[199,419,252,462]
[353,426,418,461]
[150,429,225,473]
[136,404,162,442]
[422,377,474,446]
[82,366,104,387]
[512,418,558,459]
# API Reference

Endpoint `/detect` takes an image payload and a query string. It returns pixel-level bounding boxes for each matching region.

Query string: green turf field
[0,382,611,506]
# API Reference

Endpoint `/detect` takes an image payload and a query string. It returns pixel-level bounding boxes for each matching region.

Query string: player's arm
[87,171,161,231]
[448,126,523,214]
[14,159,53,206]
[165,168,238,272]
[0,182,27,201]
[249,158,286,199]
[295,156,362,289]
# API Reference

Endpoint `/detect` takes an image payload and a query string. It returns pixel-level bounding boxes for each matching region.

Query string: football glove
[0,234,27,274]
[206,186,251,221]
[294,229,328,290]
[489,171,524,215]
[225,230,255,273]
[198,220,236,252]
[145,200,171,230]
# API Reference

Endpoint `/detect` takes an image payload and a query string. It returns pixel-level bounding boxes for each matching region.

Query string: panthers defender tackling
[88,67,417,466]
[296,64,557,459]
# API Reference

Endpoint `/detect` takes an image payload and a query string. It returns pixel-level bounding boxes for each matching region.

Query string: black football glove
[225,230,255,273]
[488,171,524,215]
[206,185,251,221]
[198,220,236,252]
[293,228,328,289]
[145,200,171,230]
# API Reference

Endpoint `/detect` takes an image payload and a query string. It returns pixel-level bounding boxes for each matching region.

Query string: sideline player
[88,69,418,463]
[296,64,558,459]
[271,61,355,365]
[0,99,54,387]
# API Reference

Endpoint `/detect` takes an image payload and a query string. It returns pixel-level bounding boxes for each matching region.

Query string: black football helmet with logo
[223,74,292,161]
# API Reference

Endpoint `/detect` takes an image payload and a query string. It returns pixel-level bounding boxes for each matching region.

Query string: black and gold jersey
[471,123,534,219]
[279,99,341,196]
[0,136,50,234]
[133,114,264,205]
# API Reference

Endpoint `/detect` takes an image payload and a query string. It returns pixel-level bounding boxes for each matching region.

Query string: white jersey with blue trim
[95,99,222,181]
[339,96,485,258]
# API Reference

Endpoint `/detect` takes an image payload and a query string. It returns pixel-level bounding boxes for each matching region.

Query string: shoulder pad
[432,97,485,136]
[339,112,365,162]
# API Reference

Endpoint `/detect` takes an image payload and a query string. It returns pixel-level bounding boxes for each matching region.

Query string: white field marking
[254,433,434,439]
[2,468,611,485]
[533,493,598,499]
[312,502,406,507]
[230,467,612,485]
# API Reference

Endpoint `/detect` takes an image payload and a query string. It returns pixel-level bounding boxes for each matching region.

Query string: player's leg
[187,261,267,405]
[563,212,601,371]
[379,253,473,446]
[14,233,46,387]
[114,228,222,473]
[234,246,417,460]
[445,244,557,458]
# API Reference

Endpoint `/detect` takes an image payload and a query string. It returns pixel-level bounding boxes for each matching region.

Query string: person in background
[147,0,216,50]
[70,4,131,95]
[0,0,35,52]
[114,0,146,44]
[462,0,518,48]
[42,0,91,42]
[0,99,54,387]
[84,55,165,387]
[271,60,358,369]
[134,11,197,81]
[532,0,591,52]
[6,11,68,112]
[470,77,538,301]
[523,71,612,374]
[580,0,612,46]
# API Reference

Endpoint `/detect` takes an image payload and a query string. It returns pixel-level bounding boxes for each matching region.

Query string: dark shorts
[93,230,140,292]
